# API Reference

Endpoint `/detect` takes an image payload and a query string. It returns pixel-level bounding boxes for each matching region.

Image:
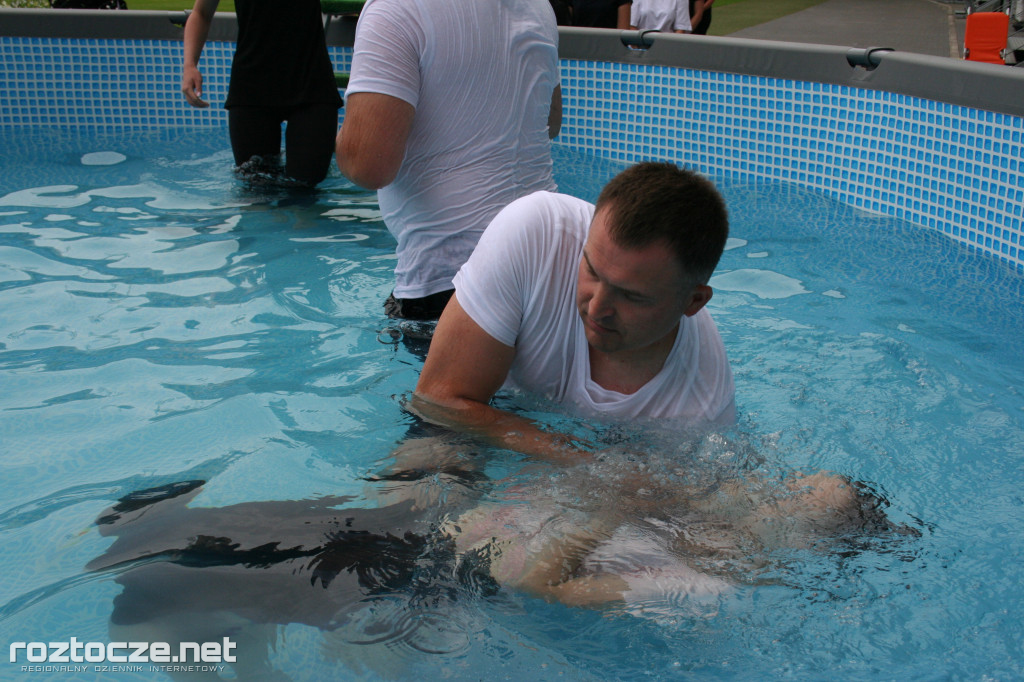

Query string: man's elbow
[413,372,486,419]
[335,134,399,190]
[335,152,398,190]
[408,387,473,429]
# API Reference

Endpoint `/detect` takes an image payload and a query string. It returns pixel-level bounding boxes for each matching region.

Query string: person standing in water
[182,0,342,187]
[335,0,562,321]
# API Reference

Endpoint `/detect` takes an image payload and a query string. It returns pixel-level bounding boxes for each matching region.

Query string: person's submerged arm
[413,295,589,464]
[181,0,219,108]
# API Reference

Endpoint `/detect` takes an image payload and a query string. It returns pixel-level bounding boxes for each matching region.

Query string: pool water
[1,127,1024,681]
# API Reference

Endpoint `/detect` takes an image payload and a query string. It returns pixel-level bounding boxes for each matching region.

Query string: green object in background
[122,1,236,9]
[320,0,364,14]
[334,72,349,89]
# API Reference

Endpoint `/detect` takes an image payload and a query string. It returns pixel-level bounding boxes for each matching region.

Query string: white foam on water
[324,207,383,221]
[0,183,248,212]
[0,185,90,209]
[710,268,810,299]
[81,151,127,166]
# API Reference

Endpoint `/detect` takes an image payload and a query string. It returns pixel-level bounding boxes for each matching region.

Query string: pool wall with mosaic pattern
[1,9,1022,272]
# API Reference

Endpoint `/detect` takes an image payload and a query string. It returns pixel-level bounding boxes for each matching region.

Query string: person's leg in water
[282,102,339,187]
[660,470,912,569]
[382,289,455,359]
[228,106,285,180]
[384,290,455,322]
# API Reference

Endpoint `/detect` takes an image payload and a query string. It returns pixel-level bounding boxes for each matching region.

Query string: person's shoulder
[509,190,591,211]
[474,192,592,268]
[495,191,594,238]
[359,0,416,22]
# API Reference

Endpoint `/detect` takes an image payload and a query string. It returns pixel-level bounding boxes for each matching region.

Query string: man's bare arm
[548,85,563,139]
[335,92,415,189]
[181,0,220,108]
[616,3,631,29]
[413,295,590,463]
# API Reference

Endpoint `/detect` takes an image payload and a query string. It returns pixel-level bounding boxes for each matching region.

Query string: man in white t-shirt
[335,0,562,321]
[630,0,693,33]
[413,162,735,462]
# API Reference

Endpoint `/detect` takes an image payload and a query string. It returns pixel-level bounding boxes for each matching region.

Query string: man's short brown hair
[595,162,729,285]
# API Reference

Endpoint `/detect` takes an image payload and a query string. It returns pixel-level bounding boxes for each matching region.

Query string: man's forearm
[408,393,590,465]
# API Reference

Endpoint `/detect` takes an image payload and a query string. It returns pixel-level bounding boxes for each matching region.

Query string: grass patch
[0,1,237,8]
[127,1,235,9]
[707,0,829,36]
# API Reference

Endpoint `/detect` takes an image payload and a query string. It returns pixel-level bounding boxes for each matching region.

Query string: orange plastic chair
[964,11,1009,64]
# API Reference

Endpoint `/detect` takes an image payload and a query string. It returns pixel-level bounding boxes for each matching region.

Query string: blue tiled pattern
[0,37,352,127]
[558,60,1024,272]
[0,37,1020,271]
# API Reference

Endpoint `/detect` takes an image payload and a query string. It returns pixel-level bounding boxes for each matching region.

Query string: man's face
[576,207,711,356]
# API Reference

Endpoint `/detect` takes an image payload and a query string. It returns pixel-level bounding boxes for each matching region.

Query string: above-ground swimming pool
[3,10,1024,682]
[1,123,1023,681]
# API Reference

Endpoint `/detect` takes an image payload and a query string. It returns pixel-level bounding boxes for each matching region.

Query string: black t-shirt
[225,0,342,109]
[571,0,631,29]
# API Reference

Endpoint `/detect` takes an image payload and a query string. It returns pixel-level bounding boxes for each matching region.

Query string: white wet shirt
[454,191,736,424]
[346,0,559,299]
[630,0,692,32]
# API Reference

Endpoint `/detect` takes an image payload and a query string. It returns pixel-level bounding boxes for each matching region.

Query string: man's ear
[683,284,713,317]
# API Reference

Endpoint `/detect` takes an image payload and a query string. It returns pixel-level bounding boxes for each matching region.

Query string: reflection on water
[0,128,1023,680]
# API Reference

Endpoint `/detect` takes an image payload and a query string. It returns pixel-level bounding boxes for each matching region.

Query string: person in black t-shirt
[182,0,343,187]
[688,0,713,34]
[571,0,632,29]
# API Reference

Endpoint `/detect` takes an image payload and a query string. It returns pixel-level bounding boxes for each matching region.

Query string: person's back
[345,0,560,308]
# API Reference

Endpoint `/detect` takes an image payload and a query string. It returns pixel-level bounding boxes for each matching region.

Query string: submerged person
[335,0,562,321]
[86,448,904,671]
[182,0,342,187]
[447,463,900,606]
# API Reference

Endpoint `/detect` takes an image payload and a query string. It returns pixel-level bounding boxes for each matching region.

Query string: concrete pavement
[725,0,966,60]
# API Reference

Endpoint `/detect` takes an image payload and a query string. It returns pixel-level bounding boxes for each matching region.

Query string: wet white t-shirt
[454,191,735,424]
[630,0,692,32]
[346,0,560,299]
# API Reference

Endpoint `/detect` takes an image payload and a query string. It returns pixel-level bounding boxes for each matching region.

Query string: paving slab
[726,0,966,59]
